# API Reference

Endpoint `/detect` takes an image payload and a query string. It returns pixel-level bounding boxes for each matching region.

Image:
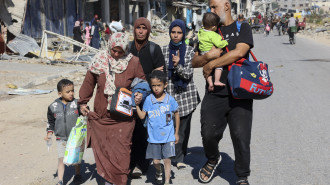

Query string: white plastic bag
[63,116,87,165]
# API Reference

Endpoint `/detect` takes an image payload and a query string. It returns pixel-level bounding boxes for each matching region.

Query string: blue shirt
[143,93,179,143]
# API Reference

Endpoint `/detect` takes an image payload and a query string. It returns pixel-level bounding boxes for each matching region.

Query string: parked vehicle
[298,21,306,31]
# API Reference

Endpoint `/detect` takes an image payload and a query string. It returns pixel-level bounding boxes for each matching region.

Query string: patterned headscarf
[89,32,133,108]
[133,17,151,51]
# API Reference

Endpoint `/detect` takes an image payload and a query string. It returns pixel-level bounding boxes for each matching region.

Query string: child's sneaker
[73,174,83,184]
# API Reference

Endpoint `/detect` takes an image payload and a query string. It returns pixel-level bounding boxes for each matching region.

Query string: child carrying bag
[219,27,274,100]
[109,87,133,118]
[63,116,87,165]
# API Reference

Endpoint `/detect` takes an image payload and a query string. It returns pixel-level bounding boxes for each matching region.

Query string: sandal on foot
[198,155,222,183]
[131,166,142,178]
[155,165,163,184]
[236,179,250,185]
[176,162,187,170]
[56,180,63,185]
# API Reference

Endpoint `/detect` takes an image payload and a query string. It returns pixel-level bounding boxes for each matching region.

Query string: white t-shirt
[288,17,296,27]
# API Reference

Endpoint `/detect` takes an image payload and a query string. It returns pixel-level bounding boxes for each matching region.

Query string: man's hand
[134,92,143,105]
[205,46,223,61]
[203,61,215,79]
[172,50,180,67]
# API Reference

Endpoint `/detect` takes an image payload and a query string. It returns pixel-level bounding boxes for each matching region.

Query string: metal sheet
[7,34,40,56]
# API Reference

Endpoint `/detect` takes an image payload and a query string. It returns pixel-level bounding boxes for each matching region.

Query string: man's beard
[219,11,227,24]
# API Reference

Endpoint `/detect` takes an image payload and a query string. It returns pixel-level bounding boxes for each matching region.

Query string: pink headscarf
[89,32,133,109]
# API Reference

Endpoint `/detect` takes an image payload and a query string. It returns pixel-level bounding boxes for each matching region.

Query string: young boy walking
[135,70,180,185]
[44,79,82,185]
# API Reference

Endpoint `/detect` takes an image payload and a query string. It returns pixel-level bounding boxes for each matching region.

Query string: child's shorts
[56,139,67,158]
[146,142,176,159]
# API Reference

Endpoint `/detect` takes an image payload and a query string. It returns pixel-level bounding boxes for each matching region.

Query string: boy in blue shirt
[135,70,180,185]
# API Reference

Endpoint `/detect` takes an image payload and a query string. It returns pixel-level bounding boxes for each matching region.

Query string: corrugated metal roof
[7,34,40,56]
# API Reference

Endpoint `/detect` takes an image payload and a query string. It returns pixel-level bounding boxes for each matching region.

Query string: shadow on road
[282,43,292,45]
[184,147,237,185]
[53,161,105,185]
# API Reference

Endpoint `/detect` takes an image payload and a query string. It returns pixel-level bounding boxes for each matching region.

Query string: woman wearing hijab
[161,19,200,169]
[129,17,166,177]
[91,19,100,49]
[78,32,145,185]
[73,21,84,52]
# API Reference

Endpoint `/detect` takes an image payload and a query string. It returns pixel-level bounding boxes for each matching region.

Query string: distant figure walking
[91,19,100,49]
[84,23,91,46]
[73,21,84,52]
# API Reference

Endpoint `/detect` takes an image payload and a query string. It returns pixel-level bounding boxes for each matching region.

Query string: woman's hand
[134,92,143,106]
[80,104,90,116]
[154,66,164,72]
[172,50,180,67]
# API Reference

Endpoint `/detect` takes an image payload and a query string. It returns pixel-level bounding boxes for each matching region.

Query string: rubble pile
[151,15,170,33]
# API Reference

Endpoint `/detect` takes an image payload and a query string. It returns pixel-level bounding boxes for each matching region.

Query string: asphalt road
[2,30,329,185]
[74,32,330,185]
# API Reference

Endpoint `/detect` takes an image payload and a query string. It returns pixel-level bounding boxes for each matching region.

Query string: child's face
[150,78,167,98]
[58,85,74,103]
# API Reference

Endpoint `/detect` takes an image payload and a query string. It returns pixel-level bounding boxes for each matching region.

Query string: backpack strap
[149,41,156,58]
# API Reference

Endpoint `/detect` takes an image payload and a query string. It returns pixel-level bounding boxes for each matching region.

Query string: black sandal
[236,179,250,185]
[198,156,222,183]
[155,164,163,184]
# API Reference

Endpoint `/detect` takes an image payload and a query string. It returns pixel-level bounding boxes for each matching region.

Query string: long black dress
[73,26,84,52]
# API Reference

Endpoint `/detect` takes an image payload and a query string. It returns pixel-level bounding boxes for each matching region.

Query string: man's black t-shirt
[208,21,254,96]
[129,41,165,80]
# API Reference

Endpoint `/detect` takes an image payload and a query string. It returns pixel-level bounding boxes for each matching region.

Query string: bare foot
[208,84,214,91]
[214,81,226,87]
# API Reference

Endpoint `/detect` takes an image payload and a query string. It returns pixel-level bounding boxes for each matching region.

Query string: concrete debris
[8,88,54,95]
[315,28,328,33]
[7,34,40,56]
[0,53,30,60]
[66,54,96,62]
[151,14,169,32]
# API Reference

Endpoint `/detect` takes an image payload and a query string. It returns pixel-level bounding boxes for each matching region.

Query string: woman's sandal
[56,180,63,185]
[198,155,222,183]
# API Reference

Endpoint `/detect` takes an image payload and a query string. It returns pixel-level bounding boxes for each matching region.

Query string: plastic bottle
[46,137,52,152]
